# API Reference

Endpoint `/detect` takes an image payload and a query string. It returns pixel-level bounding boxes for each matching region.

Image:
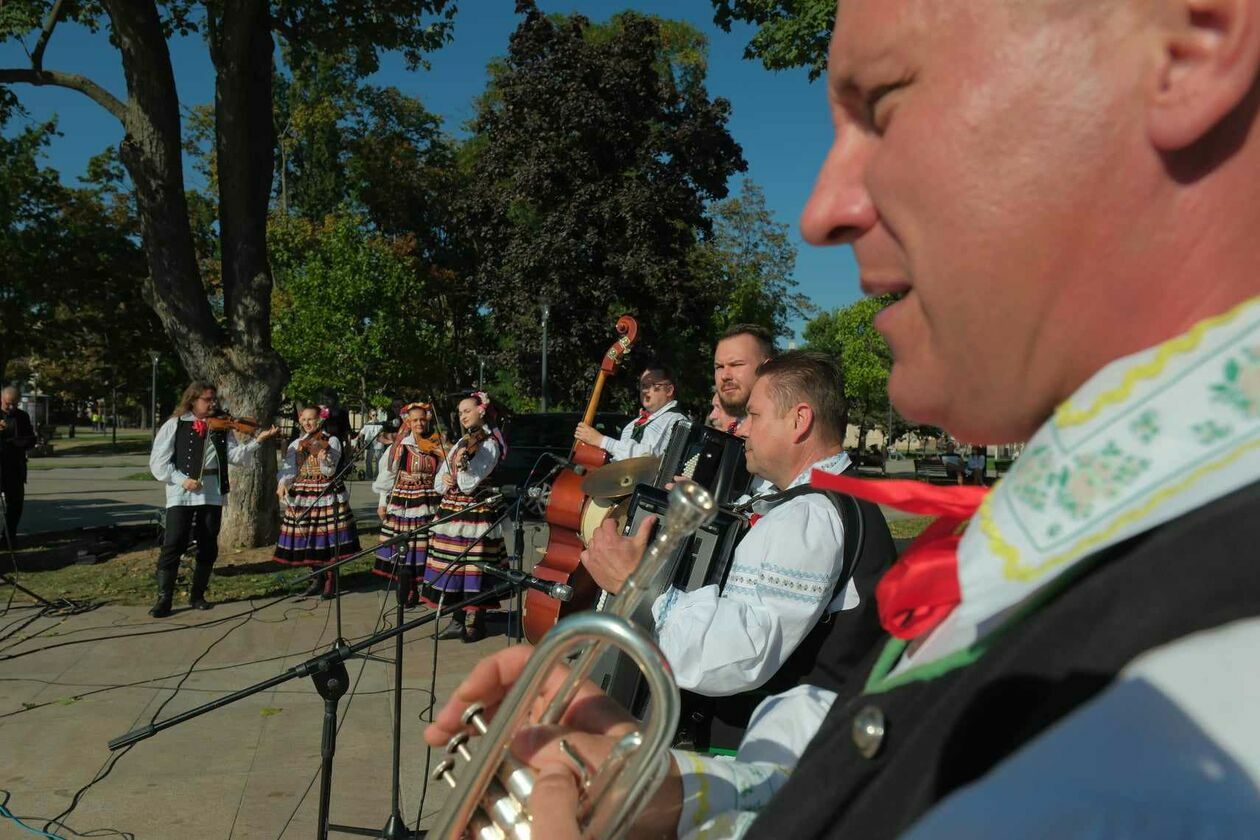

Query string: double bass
[524,315,639,643]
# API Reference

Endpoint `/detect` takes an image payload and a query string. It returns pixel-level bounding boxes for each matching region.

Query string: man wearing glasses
[574,365,684,461]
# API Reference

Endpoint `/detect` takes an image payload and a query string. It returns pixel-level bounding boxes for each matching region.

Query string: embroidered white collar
[910,295,1260,667]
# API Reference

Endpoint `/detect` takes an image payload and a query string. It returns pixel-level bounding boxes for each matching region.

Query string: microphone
[543,451,588,476]
[472,562,573,602]
[498,484,545,500]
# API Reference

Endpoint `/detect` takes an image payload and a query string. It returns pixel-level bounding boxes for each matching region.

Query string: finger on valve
[526,764,583,840]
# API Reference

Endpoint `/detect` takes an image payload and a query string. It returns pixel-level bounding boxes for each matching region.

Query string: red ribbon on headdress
[192,418,208,438]
[810,471,988,640]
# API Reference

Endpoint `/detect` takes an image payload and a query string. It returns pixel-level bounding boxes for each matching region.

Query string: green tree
[803,297,891,450]
[1,0,455,545]
[1,118,169,423]
[696,177,815,341]
[270,212,450,408]
[711,0,835,80]
[459,5,747,411]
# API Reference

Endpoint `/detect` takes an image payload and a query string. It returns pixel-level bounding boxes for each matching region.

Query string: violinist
[148,382,278,618]
[273,405,361,597]
[372,401,446,608]
[424,391,507,643]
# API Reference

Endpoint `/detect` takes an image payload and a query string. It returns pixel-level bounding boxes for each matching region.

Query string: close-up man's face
[740,375,799,481]
[803,0,1142,442]
[714,334,769,416]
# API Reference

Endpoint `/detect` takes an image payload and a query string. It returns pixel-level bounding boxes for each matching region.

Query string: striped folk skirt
[373,480,441,578]
[422,491,505,612]
[273,478,360,566]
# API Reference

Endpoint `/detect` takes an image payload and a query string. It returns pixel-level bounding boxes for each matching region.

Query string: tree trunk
[105,0,287,548]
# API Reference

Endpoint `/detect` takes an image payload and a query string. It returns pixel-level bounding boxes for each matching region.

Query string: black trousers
[156,504,222,575]
[0,460,23,542]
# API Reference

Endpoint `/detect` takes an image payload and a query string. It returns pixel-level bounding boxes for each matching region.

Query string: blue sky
[0,1,862,336]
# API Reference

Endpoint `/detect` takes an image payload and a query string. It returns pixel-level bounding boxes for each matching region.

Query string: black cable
[40,605,253,838]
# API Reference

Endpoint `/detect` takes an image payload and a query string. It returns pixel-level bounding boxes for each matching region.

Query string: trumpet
[428,479,718,840]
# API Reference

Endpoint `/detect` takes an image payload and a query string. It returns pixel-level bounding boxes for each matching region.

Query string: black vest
[172,419,231,494]
[746,478,1260,839]
[685,482,900,751]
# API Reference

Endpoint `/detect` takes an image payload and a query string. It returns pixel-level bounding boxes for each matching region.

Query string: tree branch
[0,67,126,122]
[31,0,67,71]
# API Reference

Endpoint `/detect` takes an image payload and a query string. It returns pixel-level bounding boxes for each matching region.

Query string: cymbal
[581,456,661,499]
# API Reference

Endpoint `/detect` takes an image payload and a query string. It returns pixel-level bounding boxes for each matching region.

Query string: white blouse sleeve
[455,437,499,493]
[149,418,188,486]
[278,439,300,488]
[650,496,847,695]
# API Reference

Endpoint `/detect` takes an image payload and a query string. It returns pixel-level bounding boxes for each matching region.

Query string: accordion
[589,419,753,711]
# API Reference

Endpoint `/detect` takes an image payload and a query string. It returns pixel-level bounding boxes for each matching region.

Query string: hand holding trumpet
[424,645,684,839]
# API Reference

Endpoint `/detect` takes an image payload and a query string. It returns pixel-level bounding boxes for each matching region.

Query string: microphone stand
[107,583,514,840]
[0,447,80,614]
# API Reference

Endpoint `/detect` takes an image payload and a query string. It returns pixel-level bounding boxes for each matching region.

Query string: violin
[206,413,263,436]
[299,433,331,459]
[455,428,490,470]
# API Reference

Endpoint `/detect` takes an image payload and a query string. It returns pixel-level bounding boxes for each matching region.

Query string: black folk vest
[172,419,231,494]
[684,479,900,751]
[746,478,1260,839]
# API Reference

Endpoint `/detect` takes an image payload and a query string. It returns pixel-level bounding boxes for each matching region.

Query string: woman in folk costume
[425,391,507,643]
[372,402,445,607]
[273,405,361,597]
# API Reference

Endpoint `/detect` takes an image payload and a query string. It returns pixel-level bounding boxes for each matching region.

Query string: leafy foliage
[710,0,834,80]
[458,5,747,411]
[0,117,171,413]
[270,212,448,406]
[696,177,815,340]
[803,297,892,446]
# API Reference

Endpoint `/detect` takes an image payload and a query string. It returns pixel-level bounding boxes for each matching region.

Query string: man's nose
[800,123,877,247]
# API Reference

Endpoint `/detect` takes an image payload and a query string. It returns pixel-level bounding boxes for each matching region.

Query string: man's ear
[1148,0,1260,150]
[793,404,814,443]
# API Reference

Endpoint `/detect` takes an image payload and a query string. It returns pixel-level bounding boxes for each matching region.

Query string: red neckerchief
[192,418,208,438]
[726,419,740,435]
[633,408,653,427]
[810,471,988,640]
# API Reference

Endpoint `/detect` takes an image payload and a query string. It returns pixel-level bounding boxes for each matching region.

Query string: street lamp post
[150,351,160,440]
[540,301,550,412]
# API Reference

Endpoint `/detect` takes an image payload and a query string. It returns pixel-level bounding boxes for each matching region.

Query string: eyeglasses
[639,382,673,393]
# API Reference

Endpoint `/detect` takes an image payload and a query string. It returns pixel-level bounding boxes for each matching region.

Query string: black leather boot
[149,570,175,618]
[189,563,215,610]
[462,610,486,644]
[301,574,324,597]
[436,609,465,640]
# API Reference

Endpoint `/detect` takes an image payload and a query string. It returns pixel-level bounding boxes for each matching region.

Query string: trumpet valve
[463,702,490,734]
[433,757,459,789]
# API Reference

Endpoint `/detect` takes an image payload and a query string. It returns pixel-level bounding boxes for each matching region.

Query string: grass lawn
[5,512,935,608]
[39,427,154,457]
[887,516,932,540]
[5,525,383,607]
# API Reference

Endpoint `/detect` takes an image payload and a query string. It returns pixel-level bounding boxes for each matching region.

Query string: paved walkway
[0,592,512,839]
[19,454,383,535]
